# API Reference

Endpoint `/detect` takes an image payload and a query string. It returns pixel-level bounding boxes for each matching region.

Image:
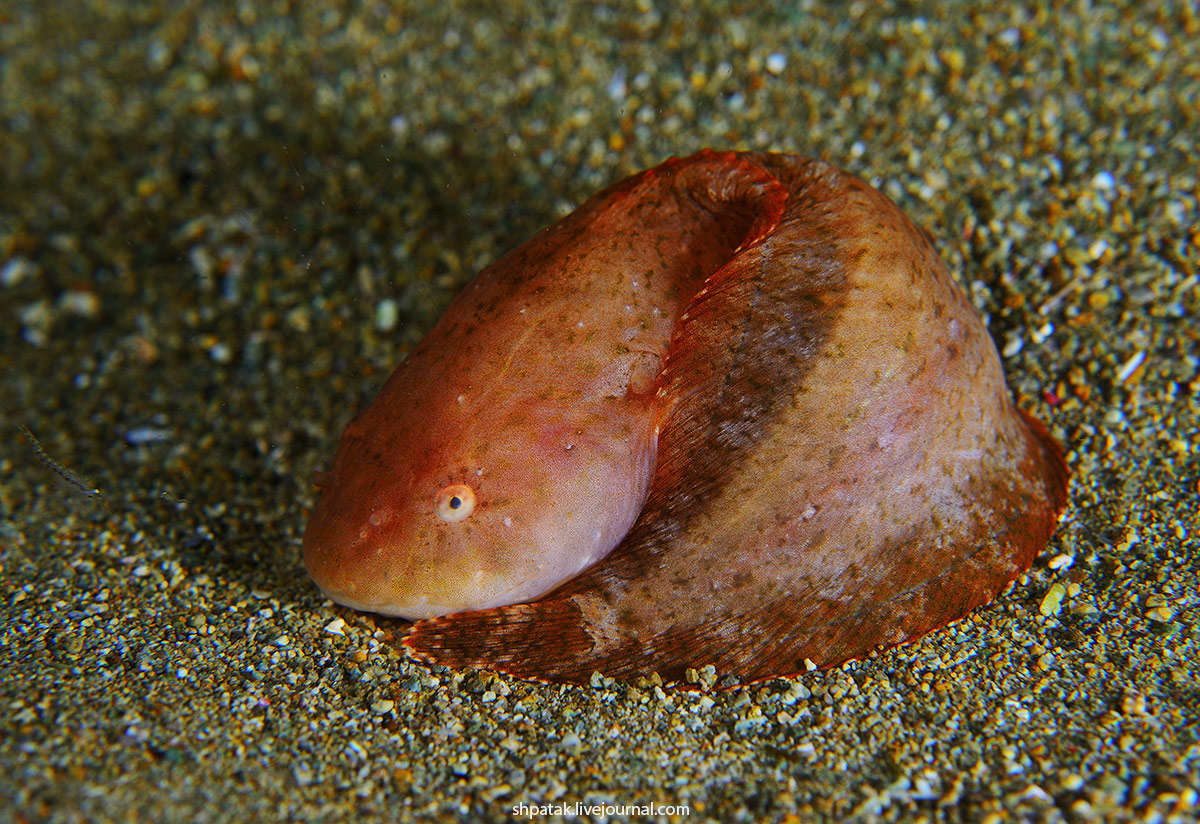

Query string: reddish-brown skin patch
[311,150,1069,685]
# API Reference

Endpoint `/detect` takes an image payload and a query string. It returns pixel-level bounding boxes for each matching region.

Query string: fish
[303,150,1069,685]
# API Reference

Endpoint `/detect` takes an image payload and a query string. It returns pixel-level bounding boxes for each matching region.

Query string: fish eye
[434,484,476,522]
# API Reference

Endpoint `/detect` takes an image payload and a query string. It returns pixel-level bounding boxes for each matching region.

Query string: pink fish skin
[306,150,1069,684]
[304,153,786,620]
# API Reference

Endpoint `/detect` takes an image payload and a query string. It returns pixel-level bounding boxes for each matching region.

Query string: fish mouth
[310,556,594,622]
[312,583,453,621]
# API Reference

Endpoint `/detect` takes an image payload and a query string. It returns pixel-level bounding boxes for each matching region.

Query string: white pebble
[208,342,233,364]
[125,427,172,445]
[1002,331,1024,358]
[1116,350,1146,382]
[997,27,1020,47]
[606,66,627,101]
[1,257,36,287]
[375,298,399,332]
[59,289,100,318]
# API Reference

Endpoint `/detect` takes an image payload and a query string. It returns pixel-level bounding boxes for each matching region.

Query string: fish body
[304,151,1068,683]
[304,153,785,619]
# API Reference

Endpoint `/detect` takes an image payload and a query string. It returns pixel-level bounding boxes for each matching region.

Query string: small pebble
[375,298,399,333]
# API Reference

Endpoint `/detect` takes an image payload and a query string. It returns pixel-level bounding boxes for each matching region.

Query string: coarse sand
[1,2,1197,822]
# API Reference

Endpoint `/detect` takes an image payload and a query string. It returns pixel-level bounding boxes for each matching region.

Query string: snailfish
[304,151,1068,684]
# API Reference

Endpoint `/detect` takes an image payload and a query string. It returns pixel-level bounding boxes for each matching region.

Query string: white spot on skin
[503,517,512,528]
[368,511,384,526]
[801,505,818,521]
[456,395,465,404]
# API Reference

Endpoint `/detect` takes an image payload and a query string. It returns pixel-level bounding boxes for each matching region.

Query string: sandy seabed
[1,2,1197,822]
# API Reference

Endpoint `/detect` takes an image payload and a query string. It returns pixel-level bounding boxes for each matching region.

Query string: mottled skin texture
[306,150,1069,683]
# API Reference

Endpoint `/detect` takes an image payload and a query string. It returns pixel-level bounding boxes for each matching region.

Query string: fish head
[302,386,657,620]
